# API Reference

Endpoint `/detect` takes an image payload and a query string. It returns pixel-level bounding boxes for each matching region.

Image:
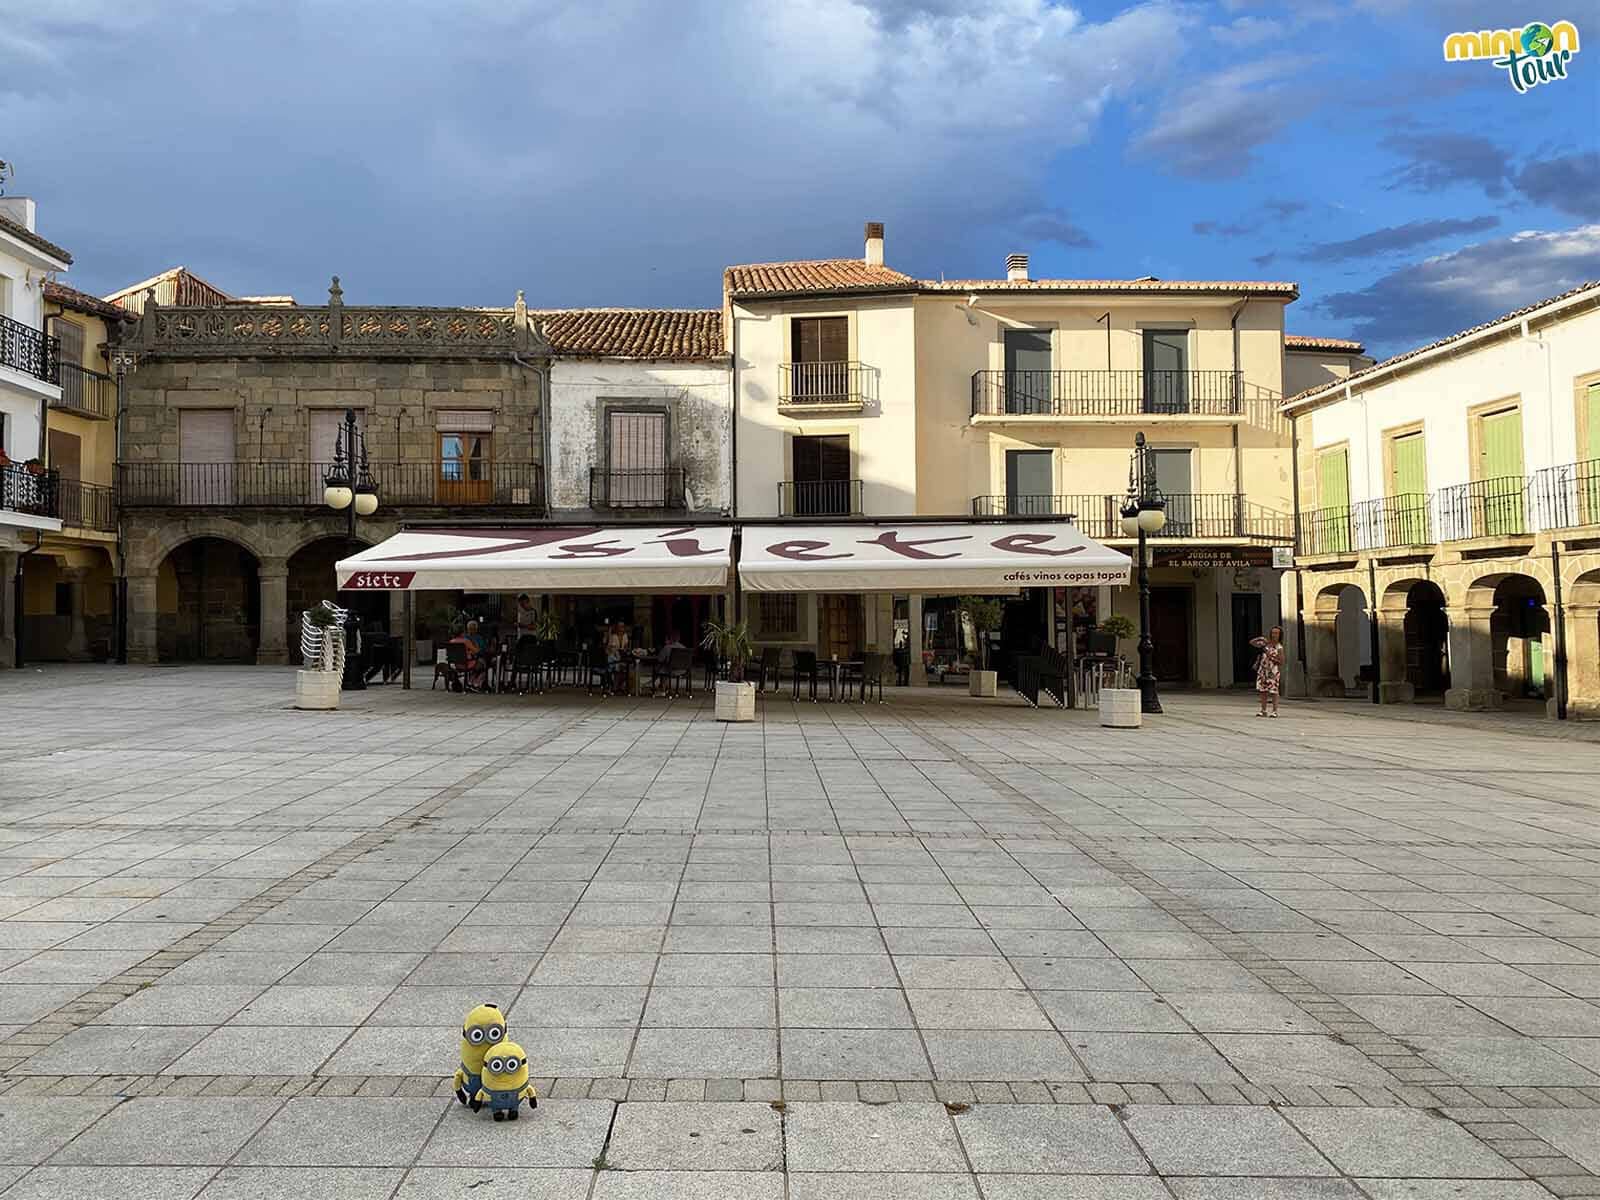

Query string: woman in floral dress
[1250,625,1285,718]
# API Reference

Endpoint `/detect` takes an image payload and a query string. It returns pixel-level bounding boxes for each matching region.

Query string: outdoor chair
[508,636,542,694]
[663,647,694,697]
[858,651,887,703]
[701,648,722,692]
[792,650,820,701]
[432,641,469,693]
[584,645,612,696]
[753,646,783,692]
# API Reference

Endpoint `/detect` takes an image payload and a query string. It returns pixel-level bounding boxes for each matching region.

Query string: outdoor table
[819,659,862,702]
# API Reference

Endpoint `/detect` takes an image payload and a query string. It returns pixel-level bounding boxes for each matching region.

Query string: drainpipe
[729,305,739,517]
[511,351,547,514]
[1552,540,1568,719]
[1290,411,1306,673]
[114,357,128,663]
[1521,319,1556,469]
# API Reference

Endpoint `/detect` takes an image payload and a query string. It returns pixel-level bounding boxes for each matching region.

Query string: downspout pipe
[729,305,739,518]
[511,351,547,512]
[1290,412,1306,673]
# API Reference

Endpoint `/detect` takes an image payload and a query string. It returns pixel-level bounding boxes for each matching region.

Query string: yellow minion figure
[452,1003,506,1110]
[475,1040,538,1121]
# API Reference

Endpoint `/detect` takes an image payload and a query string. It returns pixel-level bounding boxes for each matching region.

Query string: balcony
[1352,493,1433,551]
[779,479,864,517]
[1531,458,1600,530]
[52,362,116,420]
[0,462,59,520]
[1436,476,1530,541]
[589,467,687,510]
[972,492,1292,542]
[0,313,60,385]
[778,361,868,412]
[971,369,1243,418]
[57,479,116,532]
[117,461,545,510]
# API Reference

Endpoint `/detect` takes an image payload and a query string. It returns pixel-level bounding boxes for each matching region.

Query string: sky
[2,0,1598,359]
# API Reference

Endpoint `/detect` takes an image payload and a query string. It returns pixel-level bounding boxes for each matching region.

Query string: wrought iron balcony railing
[0,463,59,519]
[971,369,1243,418]
[0,313,60,384]
[779,361,868,408]
[1436,476,1530,541]
[779,479,864,517]
[1350,493,1433,550]
[52,362,116,420]
[57,479,116,532]
[972,492,1292,541]
[589,467,687,510]
[117,460,544,509]
[1530,458,1600,531]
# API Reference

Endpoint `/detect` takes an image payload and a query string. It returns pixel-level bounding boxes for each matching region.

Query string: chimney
[0,196,37,232]
[1006,253,1029,282]
[864,221,885,267]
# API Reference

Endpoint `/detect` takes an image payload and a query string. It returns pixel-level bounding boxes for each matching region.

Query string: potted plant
[1094,615,1143,729]
[960,596,1003,697]
[530,608,562,642]
[295,603,345,710]
[1098,614,1137,658]
[23,457,45,476]
[702,618,756,721]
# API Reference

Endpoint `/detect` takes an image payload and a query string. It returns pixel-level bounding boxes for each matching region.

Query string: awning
[738,522,1131,593]
[334,525,732,593]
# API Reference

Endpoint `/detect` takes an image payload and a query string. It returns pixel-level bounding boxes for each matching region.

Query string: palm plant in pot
[959,596,1003,697]
[702,617,756,721]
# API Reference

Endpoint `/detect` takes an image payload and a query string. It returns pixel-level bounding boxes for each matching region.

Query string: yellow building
[23,282,131,660]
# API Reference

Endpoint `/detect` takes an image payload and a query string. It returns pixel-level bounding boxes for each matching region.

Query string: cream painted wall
[1298,305,1600,512]
[547,359,731,512]
[43,304,119,487]
[734,294,919,517]
[1284,349,1371,399]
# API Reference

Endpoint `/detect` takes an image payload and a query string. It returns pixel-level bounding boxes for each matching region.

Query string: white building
[1283,281,1600,717]
[1,195,70,667]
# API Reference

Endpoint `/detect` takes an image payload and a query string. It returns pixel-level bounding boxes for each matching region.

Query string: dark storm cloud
[1382,133,1513,197]
[1015,210,1096,249]
[1132,58,1318,178]
[1301,215,1500,262]
[1515,153,1600,221]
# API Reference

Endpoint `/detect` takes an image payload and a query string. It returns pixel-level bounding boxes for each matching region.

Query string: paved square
[3,665,1599,1196]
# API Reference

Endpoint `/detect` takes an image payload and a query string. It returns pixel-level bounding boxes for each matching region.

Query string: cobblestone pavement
[2,665,1599,1198]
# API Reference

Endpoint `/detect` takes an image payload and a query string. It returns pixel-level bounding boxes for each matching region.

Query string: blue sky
[3,0,1597,358]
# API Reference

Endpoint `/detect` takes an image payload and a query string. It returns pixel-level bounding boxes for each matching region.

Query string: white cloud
[1131,56,1320,178]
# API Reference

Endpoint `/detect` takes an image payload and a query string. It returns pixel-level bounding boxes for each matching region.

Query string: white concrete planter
[415,639,434,666]
[1098,687,1142,729]
[715,681,756,722]
[295,669,342,711]
[968,669,997,698]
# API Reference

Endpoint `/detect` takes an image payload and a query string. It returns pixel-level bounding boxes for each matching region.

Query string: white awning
[738,522,1131,593]
[335,525,732,593]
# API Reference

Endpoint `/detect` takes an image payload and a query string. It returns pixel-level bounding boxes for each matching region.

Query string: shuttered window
[758,594,799,638]
[309,410,365,502]
[606,410,668,507]
[55,319,84,369]
[179,410,237,505]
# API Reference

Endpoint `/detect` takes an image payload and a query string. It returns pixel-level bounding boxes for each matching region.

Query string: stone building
[113,279,550,664]
[1282,281,1600,719]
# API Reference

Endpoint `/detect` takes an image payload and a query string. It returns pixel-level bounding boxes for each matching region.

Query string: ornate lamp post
[1120,432,1167,714]
[323,409,377,689]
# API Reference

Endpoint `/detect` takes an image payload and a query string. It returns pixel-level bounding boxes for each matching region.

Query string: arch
[1396,580,1449,697]
[158,536,262,663]
[1571,567,1600,608]
[135,515,274,575]
[1472,572,1550,702]
[281,525,379,564]
[1307,580,1366,694]
[287,534,387,665]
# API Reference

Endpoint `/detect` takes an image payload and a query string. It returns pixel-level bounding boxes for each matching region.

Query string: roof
[1285,333,1366,353]
[0,214,71,265]
[104,266,234,309]
[724,258,917,297]
[42,280,131,322]
[535,308,725,360]
[921,277,1299,297]
[1286,279,1600,409]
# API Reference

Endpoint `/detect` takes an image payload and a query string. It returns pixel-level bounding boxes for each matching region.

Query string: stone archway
[1376,579,1449,703]
[1447,571,1551,711]
[1307,581,1366,697]
[1566,569,1600,719]
[286,535,384,665]
[158,537,261,663]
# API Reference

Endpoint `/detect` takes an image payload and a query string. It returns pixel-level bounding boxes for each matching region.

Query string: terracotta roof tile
[1285,333,1366,352]
[535,308,724,360]
[1286,280,1600,407]
[0,215,71,265]
[724,258,917,297]
[921,277,1299,297]
[43,280,131,323]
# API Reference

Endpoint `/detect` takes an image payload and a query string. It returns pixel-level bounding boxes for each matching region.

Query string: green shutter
[1584,384,1600,523]
[1390,433,1427,543]
[1317,447,1350,552]
[1479,408,1525,535]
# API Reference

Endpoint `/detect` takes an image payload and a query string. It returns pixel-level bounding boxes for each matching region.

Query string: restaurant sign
[342,571,417,590]
[1152,546,1275,569]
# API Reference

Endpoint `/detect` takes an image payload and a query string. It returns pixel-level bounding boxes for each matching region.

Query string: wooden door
[1149,587,1191,683]
[1003,329,1052,414]
[819,595,863,662]
[1142,329,1190,413]
[309,409,364,503]
[1479,408,1524,535]
[179,409,236,505]
[790,317,849,401]
[438,432,491,505]
[1390,432,1427,543]
[1316,447,1350,552]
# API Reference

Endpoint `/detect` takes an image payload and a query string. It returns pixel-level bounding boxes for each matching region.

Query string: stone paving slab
[4,665,1600,1196]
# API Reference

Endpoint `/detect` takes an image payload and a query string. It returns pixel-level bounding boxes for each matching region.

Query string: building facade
[112,280,550,665]
[729,223,1300,687]
[1283,282,1600,718]
[0,196,69,668]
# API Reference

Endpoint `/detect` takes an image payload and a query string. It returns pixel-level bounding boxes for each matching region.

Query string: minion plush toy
[475,1040,538,1121]
[453,1003,506,1110]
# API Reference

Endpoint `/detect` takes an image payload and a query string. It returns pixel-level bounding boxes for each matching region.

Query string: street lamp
[1120,431,1166,714]
[323,409,377,689]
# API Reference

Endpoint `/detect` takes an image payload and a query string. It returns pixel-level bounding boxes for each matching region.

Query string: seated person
[652,631,686,689]
[450,620,490,691]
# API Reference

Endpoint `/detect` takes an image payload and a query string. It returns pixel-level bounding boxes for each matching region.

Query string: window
[1388,430,1428,545]
[790,434,852,516]
[757,594,799,639]
[1003,329,1052,415]
[309,409,365,503]
[438,430,492,504]
[604,409,668,506]
[1004,449,1053,514]
[1150,448,1193,534]
[1142,329,1190,413]
[178,409,237,505]
[790,316,849,401]
[55,319,84,370]
[1475,406,1524,536]
[1315,446,1351,553]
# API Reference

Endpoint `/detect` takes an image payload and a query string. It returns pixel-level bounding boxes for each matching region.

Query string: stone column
[1445,605,1501,711]
[908,593,927,686]
[1564,604,1600,720]
[0,549,15,670]
[1376,609,1414,704]
[257,557,289,666]
[62,566,91,661]
[126,570,159,664]
[1305,613,1344,697]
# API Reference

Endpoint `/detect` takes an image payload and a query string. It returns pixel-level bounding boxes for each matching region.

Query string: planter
[294,669,342,710]
[968,669,997,698]
[1098,687,1142,729]
[714,680,756,722]
[416,638,434,666]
